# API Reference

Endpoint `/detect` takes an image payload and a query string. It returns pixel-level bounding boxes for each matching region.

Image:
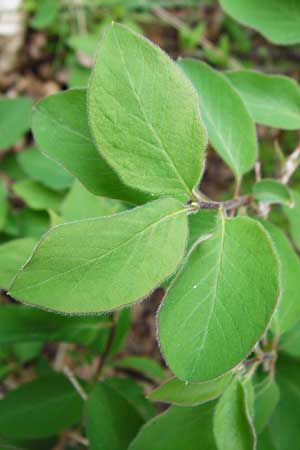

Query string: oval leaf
[158,212,279,382]
[10,198,188,314]
[0,372,83,439]
[149,372,232,406]
[32,89,149,204]
[220,0,300,45]
[225,70,300,129]
[0,97,32,150]
[88,23,207,201]
[179,59,257,178]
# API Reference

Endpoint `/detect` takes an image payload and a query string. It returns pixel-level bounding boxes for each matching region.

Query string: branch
[94,313,117,379]
[192,195,251,212]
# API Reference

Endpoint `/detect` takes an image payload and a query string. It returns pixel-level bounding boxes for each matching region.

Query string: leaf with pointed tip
[225,70,300,129]
[252,179,293,206]
[260,221,300,335]
[148,372,232,406]
[213,379,256,450]
[128,402,218,450]
[159,212,279,382]
[178,59,257,178]
[32,89,149,204]
[10,198,188,314]
[220,0,300,45]
[88,23,206,201]
[85,382,143,450]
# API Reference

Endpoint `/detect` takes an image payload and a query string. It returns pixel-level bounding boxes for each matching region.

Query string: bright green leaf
[88,23,206,200]
[0,97,32,150]
[188,209,217,251]
[225,70,300,129]
[17,147,73,191]
[128,402,218,450]
[32,89,150,204]
[0,372,83,439]
[0,238,36,290]
[15,209,50,239]
[149,372,232,406]
[0,179,8,230]
[13,180,64,212]
[213,379,256,450]
[252,179,293,206]
[261,221,300,335]
[280,322,300,358]
[85,382,143,450]
[10,198,188,314]
[179,59,257,178]
[220,0,300,45]
[159,212,279,382]
[31,0,59,29]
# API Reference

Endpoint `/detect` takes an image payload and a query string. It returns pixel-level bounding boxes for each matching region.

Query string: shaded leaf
[252,179,293,206]
[0,97,32,150]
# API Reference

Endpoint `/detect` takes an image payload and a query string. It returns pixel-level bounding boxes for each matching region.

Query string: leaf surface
[252,179,293,206]
[226,70,300,129]
[179,59,257,178]
[159,212,279,381]
[0,97,32,150]
[10,198,188,314]
[88,23,206,200]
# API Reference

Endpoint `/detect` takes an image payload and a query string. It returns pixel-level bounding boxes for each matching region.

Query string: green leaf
[128,402,218,450]
[159,212,279,382]
[13,180,64,212]
[225,70,300,129]
[15,209,50,240]
[0,179,8,231]
[32,89,150,204]
[271,354,300,450]
[280,322,300,358]
[68,33,99,57]
[85,382,143,450]
[17,147,73,191]
[220,0,300,45]
[0,238,36,290]
[252,179,293,206]
[0,372,83,439]
[283,189,300,251]
[106,377,156,421]
[61,180,127,222]
[178,59,257,178]
[10,198,188,314]
[257,426,277,450]
[254,377,279,433]
[0,97,32,150]
[0,305,104,345]
[88,23,206,201]
[13,342,43,363]
[149,372,232,406]
[213,379,256,450]
[260,221,300,334]
[113,356,165,381]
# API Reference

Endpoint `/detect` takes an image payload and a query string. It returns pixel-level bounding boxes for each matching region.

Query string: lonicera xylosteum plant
[2,18,300,450]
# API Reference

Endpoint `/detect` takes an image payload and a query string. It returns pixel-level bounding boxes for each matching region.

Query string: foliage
[1,1,300,448]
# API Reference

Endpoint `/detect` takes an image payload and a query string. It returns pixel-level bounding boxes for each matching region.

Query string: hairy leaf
[179,59,257,178]
[88,23,206,200]
[159,212,279,382]
[10,198,188,314]
[226,70,300,129]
